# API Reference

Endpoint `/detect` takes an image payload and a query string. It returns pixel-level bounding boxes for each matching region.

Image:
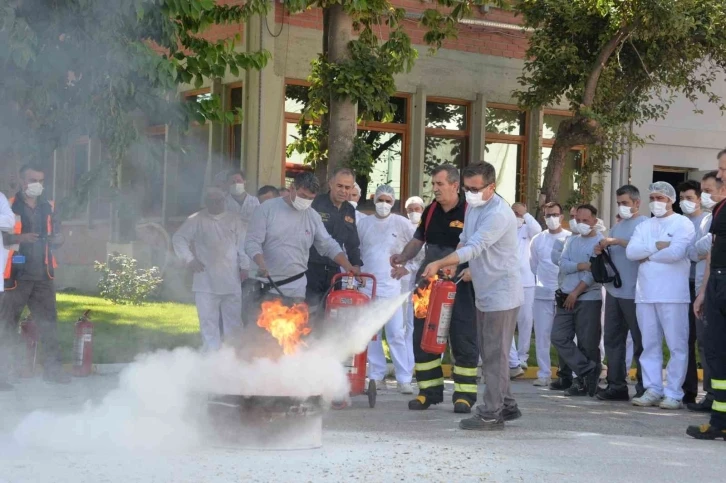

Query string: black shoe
[596,386,630,401]
[687,398,713,413]
[43,369,71,385]
[634,388,646,399]
[683,393,698,405]
[502,406,522,422]
[549,378,572,391]
[409,396,432,410]
[584,367,600,397]
[686,424,726,440]
[459,414,504,431]
[0,381,14,392]
[564,379,587,397]
[454,399,472,414]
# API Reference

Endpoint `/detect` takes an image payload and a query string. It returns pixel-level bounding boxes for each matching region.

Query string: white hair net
[649,181,676,202]
[405,196,424,209]
[353,182,361,193]
[374,184,396,203]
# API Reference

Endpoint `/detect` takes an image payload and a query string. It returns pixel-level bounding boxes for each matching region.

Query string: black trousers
[413,279,479,405]
[304,263,339,314]
[683,280,699,401]
[704,270,726,428]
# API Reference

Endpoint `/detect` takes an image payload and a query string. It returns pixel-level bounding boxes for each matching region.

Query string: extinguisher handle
[329,272,377,298]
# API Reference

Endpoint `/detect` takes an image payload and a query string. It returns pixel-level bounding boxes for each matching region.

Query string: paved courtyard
[0,375,722,483]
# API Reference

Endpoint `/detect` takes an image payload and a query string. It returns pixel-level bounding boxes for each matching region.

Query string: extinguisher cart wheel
[367,379,376,408]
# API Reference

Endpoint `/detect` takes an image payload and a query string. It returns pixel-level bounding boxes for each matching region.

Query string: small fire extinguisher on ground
[73,310,94,377]
[420,272,458,355]
[19,314,39,378]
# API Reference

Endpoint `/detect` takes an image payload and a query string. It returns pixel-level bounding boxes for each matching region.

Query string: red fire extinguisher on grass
[73,310,94,377]
[19,314,39,378]
[326,273,377,407]
[420,272,457,355]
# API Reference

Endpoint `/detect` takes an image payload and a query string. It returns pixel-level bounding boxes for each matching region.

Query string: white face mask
[349,201,358,209]
[25,182,43,198]
[702,192,717,210]
[292,192,313,211]
[575,223,592,236]
[569,218,577,231]
[465,191,487,208]
[230,183,245,196]
[545,217,561,231]
[375,201,392,217]
[516,218,525,228]
[649,201,668,217]
[680,200,697,215]
[408,212,422,224]
[618,205,634,219]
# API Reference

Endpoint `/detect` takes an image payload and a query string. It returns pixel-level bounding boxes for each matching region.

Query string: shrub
[94,253,163,305]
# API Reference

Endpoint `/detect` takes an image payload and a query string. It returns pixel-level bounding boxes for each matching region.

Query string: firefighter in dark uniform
[305,167,362,314]
[391,164,479,414]
[689,149,726,440]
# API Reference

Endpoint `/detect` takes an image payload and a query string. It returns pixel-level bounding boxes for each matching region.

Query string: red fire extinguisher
[72,310,94,377]
[420,272,457,355]
[326,273,377,407]
[19,314,39,378]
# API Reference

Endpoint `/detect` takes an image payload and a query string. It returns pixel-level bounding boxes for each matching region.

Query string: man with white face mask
[348,182,367,223]
[529,202,571,387]
[686,171,724,412]
[551,204,605,398]
[627,181,694,409]
[421,162,522,430]
[509,203,542,375]
[173,187,248,351]
[220,170,260,230]
[0,165,69,389]
[593,185,647,401]
[245,172,359,302]
[677,179,708,405]
[359,185,415,393]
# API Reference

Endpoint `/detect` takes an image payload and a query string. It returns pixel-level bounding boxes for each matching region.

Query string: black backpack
[590,247,622,288]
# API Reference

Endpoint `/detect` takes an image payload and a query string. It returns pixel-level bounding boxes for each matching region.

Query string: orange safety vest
[3,196,57,290]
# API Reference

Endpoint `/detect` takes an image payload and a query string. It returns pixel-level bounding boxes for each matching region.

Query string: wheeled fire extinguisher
[325,273,377,408]
[72,310,94,377]
[18,314,39,378]
[420,272,458,355]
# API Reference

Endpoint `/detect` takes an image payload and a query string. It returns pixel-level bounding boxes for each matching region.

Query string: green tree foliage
[514,0,726,205]
[284,0,498,182]
[0,0,270,205]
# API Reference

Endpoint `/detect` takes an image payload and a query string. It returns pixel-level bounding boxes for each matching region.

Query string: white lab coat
[0,193,16,293]
[517,213,541,288]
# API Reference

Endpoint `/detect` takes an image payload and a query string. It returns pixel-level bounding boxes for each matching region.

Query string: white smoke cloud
[11,294,409,452]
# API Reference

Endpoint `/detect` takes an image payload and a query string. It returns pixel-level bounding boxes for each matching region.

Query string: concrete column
[470,94,486,164]
[244,5,285,193]
[409,85,426,197]
[525,108,542,211]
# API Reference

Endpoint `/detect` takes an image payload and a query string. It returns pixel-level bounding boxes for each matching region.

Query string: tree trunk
[315,8,332,184]
[326,4,356,179]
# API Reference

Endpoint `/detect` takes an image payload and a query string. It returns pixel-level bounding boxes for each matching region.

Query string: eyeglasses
[462,183,493,194]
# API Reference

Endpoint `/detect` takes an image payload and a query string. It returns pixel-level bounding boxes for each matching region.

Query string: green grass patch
[55,294,200,364]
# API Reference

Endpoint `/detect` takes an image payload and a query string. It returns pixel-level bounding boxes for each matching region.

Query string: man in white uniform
[221,170,260,232]
[509,202,541,375]
[359,185,414,394]
[627,181,694,409]
[0,192,15,295]
[529,202,570,386]
[348,183,366,224]
[172,187,248,351]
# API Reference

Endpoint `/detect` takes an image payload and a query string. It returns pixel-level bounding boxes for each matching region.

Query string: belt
[310,262,338,272]
[713,269,726,275]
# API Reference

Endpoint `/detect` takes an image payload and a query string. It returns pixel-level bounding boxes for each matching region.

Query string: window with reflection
[174,90,211,216]
[423,100,469,202]
[229,86,243,165]
[541,110,583,205]
[484,105,527,204]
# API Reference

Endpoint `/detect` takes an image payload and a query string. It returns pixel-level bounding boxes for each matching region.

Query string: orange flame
[256,299,311,355]
[413,276,438,319]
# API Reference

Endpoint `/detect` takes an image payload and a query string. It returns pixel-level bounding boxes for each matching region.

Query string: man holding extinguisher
[422,161,523,431]
[390,164,480,414]
[0,165,70,390]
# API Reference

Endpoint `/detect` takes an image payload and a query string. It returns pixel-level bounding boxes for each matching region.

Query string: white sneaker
[509,366,525,379]
[632,389,663,407]
[533,377,551,387]
[520,361,529,370]
[659,397,683,410]
[398,382,413,394]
